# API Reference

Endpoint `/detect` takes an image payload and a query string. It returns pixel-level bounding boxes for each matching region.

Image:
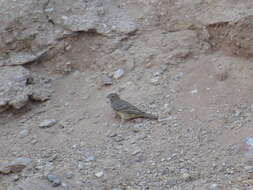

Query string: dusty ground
[1,0,253,190]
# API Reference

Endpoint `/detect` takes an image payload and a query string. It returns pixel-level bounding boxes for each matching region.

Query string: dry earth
[1,0,253,190]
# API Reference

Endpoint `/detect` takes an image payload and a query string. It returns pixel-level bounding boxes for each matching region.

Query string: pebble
[86,156,96,162]
[45,7,54,12]
[245,137,253,154]
[209,184,222,190]
[78,161,85,170]
[158,116,173,122]
[113,68,124,79]
[12,175,20,182]
[73,70,81,78]
[150,77,160,85]
[107,132,117,137]
[239,137,253,155]
[31,139,38,145]
[0,157,32,174]
[132,148,142,155]
[47,174,62,187]
[61,183,70,190]
[112,135,125,142]
[47,154,57,162]
[65,171,74,179]
[19,128,29,138]
[190,89,198,94]
[245,165,253,173]
[171,72,185,81]
[0,164,11,174]
[38,119,57,128]
[95,171,104,178]
[181,172,192,182]
[166,177,178,186]
[101,75,113,85]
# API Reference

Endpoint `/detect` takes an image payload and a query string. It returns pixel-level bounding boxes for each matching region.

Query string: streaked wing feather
[112,99,145,115]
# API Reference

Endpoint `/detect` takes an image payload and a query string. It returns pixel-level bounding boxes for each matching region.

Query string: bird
[106,93,158,125]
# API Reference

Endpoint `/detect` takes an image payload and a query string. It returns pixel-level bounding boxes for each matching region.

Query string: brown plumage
[107,93,158,124]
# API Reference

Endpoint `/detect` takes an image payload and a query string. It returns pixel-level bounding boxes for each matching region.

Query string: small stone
[0,157,32,174]
[73,70,81,78]
[158,116,173,122]
[95,171,104,178]
[113,68,124,79]
[146,62,153,68]
[190,89,198,94]
[61,183,70,190]
[209,184,222,190]
[48,154,57,162]
[0,164,11,174]
[113,135,125,142]
[166,177,178,186]
[64,61,73,73]
[171,72,185,81]
[150,77,160,85]
[45,7,54,12]
[101,75,113,85]
[78,161,84,170]
[65,44,72,51]
[107,132,117,137]
[31,88,52,102]
[47,174,61,187]
[96,7,105,16]
[86,156,96,162]
[181,172,192,182]
[31,139,38,145]
[10,158,31,173]
[239,137,253,154]
[38,119,57,128]
[12,175,20,181]
[19,129,29,138]
[132,148,142,155]
[245,165,253,173]
[65,171,74,179]
[66,128,74,134]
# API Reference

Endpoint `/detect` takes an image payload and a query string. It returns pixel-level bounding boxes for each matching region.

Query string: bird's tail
[141,113,159,120]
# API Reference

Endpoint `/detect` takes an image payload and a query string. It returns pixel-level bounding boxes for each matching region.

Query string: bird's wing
[112,99,145,115]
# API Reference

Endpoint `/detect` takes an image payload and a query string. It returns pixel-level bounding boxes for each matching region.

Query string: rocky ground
[1,0,253,189]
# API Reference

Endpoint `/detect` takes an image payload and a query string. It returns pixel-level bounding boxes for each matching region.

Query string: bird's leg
[119,116,125,128]
[115,112,120,119]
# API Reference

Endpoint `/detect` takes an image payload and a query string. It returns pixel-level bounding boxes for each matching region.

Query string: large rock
[0,0,137,67]
[0,0,63,66]
[0,66,31,112]
[0,66,52,112]
[45,0,137,36]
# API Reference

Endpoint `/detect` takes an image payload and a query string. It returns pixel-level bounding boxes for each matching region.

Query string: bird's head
[106,93,120,102]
